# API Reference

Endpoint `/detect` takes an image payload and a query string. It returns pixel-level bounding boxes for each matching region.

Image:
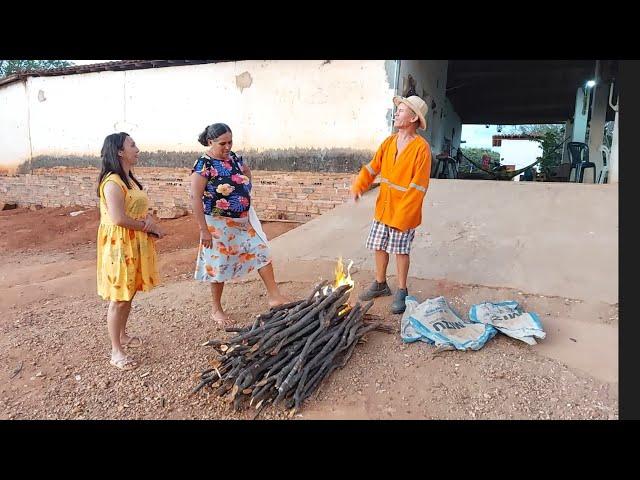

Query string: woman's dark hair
[198,123,232,146]
[97,132,143,197]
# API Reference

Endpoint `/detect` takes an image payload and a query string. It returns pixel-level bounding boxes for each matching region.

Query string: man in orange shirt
[352,95,432,314]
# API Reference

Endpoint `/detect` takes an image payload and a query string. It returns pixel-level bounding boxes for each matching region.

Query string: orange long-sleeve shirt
[352,134,431,232]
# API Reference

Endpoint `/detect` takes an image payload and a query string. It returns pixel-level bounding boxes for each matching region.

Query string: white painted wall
[609,103,619,184]
[441,97,462,153]
[396,60,450,151]
[587,81,610,177]
[0,81,31,170]
[572,87,588,143]
[1,60,395,171]
[27,72,125,157]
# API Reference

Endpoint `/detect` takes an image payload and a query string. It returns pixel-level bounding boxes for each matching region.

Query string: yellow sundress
[97,173,159,301]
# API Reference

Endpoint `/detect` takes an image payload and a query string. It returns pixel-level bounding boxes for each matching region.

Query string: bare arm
[104,182,147,231]
[103,182,165,238]
[241,163,252,182]
[190,172,213,248]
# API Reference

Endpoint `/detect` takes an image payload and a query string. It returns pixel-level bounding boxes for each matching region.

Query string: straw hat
[393,95,428,130]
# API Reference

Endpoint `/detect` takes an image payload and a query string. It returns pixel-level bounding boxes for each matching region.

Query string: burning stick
[193,258,387,416]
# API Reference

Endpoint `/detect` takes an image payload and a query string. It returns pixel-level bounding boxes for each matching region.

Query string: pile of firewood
[192,281,393,417]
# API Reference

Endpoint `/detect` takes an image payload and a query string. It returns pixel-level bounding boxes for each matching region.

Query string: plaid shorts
[365,220,415,255]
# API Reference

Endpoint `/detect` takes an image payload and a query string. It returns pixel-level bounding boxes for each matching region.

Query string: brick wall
[0,167,355,222]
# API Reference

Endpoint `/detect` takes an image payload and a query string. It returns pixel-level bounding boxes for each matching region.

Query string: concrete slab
[270,179,618,304]
[269,258,618,384]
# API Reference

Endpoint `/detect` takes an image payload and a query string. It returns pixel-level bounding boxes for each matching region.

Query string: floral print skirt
[194,214,271,283]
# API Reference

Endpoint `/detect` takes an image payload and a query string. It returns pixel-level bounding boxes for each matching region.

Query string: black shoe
[358,281,392,301]
[391,288,409,314]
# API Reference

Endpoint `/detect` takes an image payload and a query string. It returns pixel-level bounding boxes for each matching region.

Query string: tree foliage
[506,124,566,171]
[0,60,72,78]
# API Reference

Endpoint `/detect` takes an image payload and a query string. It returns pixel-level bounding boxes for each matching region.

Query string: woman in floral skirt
[190,123,289,325]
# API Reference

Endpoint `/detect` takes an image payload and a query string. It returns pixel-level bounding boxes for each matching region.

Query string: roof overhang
[446,60,618,124]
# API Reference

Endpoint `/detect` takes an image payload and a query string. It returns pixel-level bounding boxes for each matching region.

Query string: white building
[0,59,617,183]
[0,60,461,174]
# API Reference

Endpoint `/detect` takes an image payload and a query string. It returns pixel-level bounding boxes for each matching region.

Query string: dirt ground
[0,206,618,420]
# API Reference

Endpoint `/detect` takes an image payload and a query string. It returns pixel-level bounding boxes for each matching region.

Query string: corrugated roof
[0,60,221,87]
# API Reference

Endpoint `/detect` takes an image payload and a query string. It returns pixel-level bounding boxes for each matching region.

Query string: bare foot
[120,335,143,348]
[212,309,232,326]
[110,351,138,371]
[268,294,291,308]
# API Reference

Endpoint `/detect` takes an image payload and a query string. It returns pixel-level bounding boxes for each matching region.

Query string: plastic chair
[598,145,609,184]
[567,142,596,183]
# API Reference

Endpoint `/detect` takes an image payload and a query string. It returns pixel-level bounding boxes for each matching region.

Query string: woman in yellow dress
[97,132,165,371]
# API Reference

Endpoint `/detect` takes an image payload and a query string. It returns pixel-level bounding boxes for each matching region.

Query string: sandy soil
[0,207,618,420]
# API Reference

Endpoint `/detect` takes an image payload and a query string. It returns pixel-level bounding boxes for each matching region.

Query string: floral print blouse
[192,151,252,218]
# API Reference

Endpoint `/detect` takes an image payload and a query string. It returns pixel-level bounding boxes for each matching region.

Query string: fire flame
[321,257,354,296]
